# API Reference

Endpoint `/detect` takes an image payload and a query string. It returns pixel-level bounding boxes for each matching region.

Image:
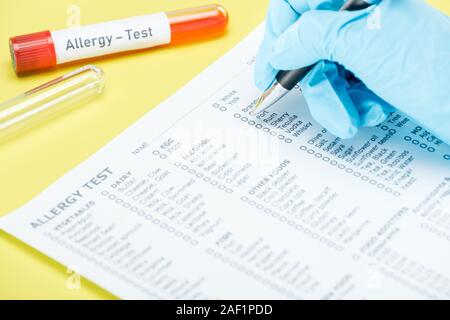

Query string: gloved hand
[254,0,450,144]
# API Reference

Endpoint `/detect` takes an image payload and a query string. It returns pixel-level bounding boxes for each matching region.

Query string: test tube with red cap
[9,4,229,74]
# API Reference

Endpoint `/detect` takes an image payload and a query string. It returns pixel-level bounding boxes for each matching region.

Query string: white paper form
[1,25,450,300]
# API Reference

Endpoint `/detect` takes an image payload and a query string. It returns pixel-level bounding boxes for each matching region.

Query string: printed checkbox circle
[327,240,336,248]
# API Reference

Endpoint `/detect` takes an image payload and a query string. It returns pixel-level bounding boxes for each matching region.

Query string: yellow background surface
[0,0,448,299]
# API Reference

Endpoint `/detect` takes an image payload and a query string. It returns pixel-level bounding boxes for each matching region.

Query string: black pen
[251,0,371,115]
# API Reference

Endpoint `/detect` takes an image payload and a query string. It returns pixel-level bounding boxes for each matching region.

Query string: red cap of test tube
[10,31,57,74]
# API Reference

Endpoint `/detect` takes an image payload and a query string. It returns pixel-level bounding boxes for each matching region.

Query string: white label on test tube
[51,13,171,64]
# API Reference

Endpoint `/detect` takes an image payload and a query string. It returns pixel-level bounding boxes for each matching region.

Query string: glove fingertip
[333,123,359,139]
[316,114,359,139]
[348,85,394,127]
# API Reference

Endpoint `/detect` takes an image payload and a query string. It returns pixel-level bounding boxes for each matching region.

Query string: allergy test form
[1,25,449,299]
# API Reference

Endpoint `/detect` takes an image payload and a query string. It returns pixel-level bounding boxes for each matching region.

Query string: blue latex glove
[254,0,450,144]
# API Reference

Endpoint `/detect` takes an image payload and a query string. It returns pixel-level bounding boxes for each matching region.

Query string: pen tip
[250,82,290,116]
[249,96,265,116]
